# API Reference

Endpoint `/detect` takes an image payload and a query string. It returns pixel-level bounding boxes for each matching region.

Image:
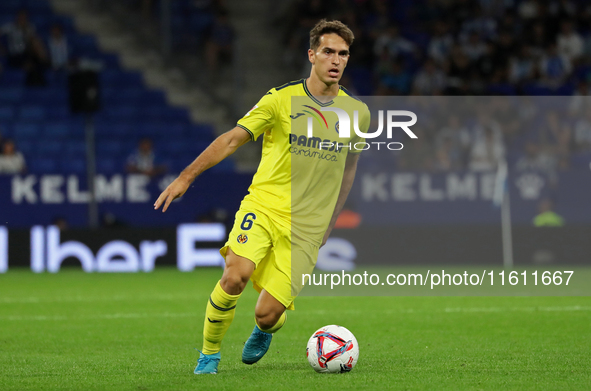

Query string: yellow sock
[257,312,287,334]
[202,280,241,354]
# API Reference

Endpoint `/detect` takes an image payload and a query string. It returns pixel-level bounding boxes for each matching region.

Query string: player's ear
[308,48,315,65]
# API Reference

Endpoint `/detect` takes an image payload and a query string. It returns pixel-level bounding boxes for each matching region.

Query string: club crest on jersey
[237,234,248,244]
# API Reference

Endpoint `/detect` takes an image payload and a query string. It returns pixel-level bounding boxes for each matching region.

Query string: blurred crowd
[279,0,591,96]
[0,10,69,175]
[0,10,70,86]
[122,0,235,73]
[277,0,591,173]
[0,3,215,178]
[362,95,591,176]
[2,0,591,177]
[0,130,26,174]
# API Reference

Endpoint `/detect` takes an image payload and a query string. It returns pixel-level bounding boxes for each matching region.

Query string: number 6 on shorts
[240,213,257,230]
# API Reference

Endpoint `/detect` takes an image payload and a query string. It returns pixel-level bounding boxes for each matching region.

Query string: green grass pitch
[1,268,590,390]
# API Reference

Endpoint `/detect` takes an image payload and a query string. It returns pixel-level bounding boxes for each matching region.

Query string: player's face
[309,33,350,85]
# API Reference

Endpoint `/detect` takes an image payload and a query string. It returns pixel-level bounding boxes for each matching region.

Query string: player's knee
[220,271,248,294]
[255,309,282,330]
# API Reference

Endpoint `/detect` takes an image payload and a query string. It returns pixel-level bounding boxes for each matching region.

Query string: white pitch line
[444,305,591,313]
[0,306,589,322]
[0,312,198,322]
[0,294,197,304]
[299,305,591,316]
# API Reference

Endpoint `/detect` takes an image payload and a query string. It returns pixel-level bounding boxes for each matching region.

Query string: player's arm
[154,126,251,212]
[321,152,360,246]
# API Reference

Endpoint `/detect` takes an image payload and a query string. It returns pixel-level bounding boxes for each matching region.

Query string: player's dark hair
[309,19,354,50]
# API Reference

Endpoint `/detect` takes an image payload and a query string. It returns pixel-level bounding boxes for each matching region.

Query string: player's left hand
[154,176,191,212]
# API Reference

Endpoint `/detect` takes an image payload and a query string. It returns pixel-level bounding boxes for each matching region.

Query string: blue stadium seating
[0,107,16,121]
[0,0,24,15]
[24,88,67,106]
[139,90,167,106]
[100,53,120,69]
[522,84,553,96]
[18,105,46,121]
[134,121,159,138]
[96,157,118,174]
[65,141,86,157]
[162,140,190,155]
[26,0,53,12]
[109,122,135,138]
[17,140,34,156]
[13,122,40,138]
[0,123,13,138]
[29,157,58,173]
[36,139,63,156]
[100,70,144,88]
[168,0,217,51]
[52,15,76,34]
[0,88,24,104]
[94,119,114,136]
[45,105,70,120]
[71,34,100,56]
[60,157,86,174]
[173,154,196,172]
[0,0,216,178]
[97,140,123,157]
[1,70,26,86]
[555,83,576,96]
[105,88,143,106]
[188,13,213,34]
[209,158,234,173]
[166,122,187,137]
[139,106,190,122]
[29,14,51,32]
[103,106,140,121]
[42,122,70,138]
[188,123,215,141]
[487,84,517,95]
[346,68,373,95]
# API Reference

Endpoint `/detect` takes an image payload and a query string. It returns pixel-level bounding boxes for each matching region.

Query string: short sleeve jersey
[236,79,370,244]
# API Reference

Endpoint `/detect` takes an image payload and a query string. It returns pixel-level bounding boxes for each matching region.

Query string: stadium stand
[2,0,591,178]
[0,0,225,177]
[275,0,591,172]
[116,0,224,53]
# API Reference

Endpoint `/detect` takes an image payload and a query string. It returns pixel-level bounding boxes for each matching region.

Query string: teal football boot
[194,351,221,374]
[242,325,273,364]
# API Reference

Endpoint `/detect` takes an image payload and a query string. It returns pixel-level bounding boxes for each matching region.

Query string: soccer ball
[306,325,359,373]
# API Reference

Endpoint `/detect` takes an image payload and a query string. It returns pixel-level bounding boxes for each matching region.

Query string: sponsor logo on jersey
[289,134,344,152]
[291,106,329,130]
[302,105,328,130]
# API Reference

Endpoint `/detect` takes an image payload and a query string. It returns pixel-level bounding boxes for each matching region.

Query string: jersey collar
[301,79,336,107]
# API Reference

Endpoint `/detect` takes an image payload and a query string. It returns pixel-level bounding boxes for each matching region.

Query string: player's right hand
[154,176,191,212]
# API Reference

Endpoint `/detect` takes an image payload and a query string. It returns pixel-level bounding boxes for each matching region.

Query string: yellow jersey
[236,79,370,245]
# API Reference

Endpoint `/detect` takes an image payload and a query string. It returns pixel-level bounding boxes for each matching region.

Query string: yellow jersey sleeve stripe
[236,124,255,141]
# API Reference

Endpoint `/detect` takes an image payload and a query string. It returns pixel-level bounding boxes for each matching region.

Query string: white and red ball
[306,325,359,373]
